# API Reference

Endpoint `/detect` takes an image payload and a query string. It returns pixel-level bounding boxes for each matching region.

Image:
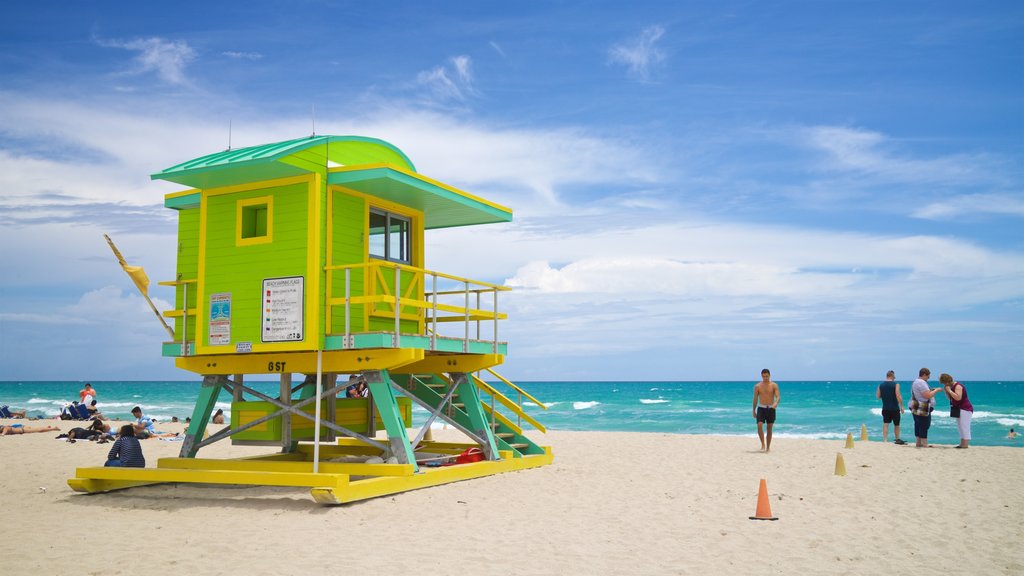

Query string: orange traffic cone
[860,424,869,442]
[844,432,855,449]
[749,478,778,521]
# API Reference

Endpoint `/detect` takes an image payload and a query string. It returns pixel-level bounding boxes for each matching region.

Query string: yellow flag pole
[103,234,176,339]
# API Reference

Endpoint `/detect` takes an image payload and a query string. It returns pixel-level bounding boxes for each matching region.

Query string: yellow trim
[68,449,553,503]
[486,368,546,408]
[195,191,208,353]
[473,374,547,433]
[174,348,424,375]
[158,457,415,477]
[164,187,200,200]
[329,163,512,215]
[235,195,274,246]
[308,173,323,349]
[203,174,311,198]
[325,185,333,338]
[389,354,503,375]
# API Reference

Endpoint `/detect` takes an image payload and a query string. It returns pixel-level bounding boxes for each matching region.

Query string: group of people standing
[877,367,974,449]
[754,367,979,452]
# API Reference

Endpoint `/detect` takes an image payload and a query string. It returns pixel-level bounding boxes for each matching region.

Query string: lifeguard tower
[68,135,552,504]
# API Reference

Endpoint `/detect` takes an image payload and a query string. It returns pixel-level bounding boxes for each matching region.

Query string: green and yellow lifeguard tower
[69,135,552,504]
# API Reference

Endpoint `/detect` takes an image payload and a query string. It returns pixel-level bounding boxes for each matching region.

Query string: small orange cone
[749,478,778,521]
[844,432,854,449]
[860,424,869,442]
[834,452,847,476]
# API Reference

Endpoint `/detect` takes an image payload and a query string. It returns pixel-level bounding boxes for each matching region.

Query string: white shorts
[957,410,972,440]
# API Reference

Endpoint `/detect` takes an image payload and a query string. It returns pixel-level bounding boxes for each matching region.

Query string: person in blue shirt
[105,425,145,467]
[130,406,156,439]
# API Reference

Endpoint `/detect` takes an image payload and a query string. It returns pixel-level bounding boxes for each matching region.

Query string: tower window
[236,196,273,246]
[369,209,410,264]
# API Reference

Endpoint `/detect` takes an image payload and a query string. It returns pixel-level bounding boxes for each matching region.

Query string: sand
[1,419,1022,575]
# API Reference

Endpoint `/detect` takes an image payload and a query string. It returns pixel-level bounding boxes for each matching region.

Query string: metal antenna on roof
[227,119,233,151]
[311,104,316,137]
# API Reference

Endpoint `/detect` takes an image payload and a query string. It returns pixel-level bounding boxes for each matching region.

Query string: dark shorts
[913,414,931,439]
[882,409,901,426]
[756,406,776,424]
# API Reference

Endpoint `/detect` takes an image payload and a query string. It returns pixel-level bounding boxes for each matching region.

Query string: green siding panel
[330,192,366,334]
[175,208,200,342]
[202,183,309,346]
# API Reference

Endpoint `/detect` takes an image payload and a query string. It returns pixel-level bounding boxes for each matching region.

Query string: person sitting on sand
[1008,428,1018,439]
[87,400,106,420]
[131,406,156,439]
[212,408,225,424]
[129,406,178,439]
[104,425,145,467]
[2,424,61,435]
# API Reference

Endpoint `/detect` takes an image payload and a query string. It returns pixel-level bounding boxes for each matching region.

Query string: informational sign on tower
[208,292,231,345]
[261,276,304,342]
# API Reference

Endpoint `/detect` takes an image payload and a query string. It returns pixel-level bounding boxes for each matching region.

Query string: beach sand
[1,419,1022,575]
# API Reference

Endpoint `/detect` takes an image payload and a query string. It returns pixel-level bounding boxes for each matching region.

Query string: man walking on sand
[877,370,906,444]
[752,369,780,452]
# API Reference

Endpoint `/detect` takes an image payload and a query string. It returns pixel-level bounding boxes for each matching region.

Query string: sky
[0,1,1022,382]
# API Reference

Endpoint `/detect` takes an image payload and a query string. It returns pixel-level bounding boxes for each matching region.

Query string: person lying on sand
[2,424,60,435]
[58,419,113,443]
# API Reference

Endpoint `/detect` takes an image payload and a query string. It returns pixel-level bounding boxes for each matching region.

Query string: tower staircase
[389,370,547,459]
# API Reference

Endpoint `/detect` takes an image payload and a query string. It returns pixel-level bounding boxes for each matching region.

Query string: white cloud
[912,193,1024,220]
[416,55,476,104]
[802,125,993,185]
[608,25,666,82]
[95,36,197,86]
[223,51,263,61]
[489,41,506,57]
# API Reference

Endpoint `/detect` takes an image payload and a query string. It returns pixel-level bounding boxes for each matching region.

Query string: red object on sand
[455,447,485,464]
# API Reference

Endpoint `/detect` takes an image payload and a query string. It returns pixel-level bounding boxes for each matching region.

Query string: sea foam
[573,401,600,410]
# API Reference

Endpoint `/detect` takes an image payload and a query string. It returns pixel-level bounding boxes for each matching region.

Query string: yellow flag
[103,234,175,339]
[124,265,150,296]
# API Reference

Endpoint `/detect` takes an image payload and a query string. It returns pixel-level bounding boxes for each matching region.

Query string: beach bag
[950,406,961,418]
[455,447,485,464]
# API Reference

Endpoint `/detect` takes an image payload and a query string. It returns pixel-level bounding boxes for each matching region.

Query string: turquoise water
[2,380,1022,447]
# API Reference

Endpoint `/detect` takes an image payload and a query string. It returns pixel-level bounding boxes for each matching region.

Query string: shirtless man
[752,369,781,452]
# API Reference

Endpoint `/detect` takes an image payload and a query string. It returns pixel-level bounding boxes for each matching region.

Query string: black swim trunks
[882,409,901,426]
[756,406,776,424]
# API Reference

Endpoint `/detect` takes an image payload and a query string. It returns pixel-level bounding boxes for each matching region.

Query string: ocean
[2,380,1022,447]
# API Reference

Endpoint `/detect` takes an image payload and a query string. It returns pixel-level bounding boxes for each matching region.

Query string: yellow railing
[157,278,197,355]
[435,372,547,435]
[325,261,511,350]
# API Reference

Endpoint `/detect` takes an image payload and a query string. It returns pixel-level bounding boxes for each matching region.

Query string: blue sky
[1,1,1021,381]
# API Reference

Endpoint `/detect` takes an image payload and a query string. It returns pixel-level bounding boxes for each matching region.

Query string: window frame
[236,195,274,246]
[368,208,411,264]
